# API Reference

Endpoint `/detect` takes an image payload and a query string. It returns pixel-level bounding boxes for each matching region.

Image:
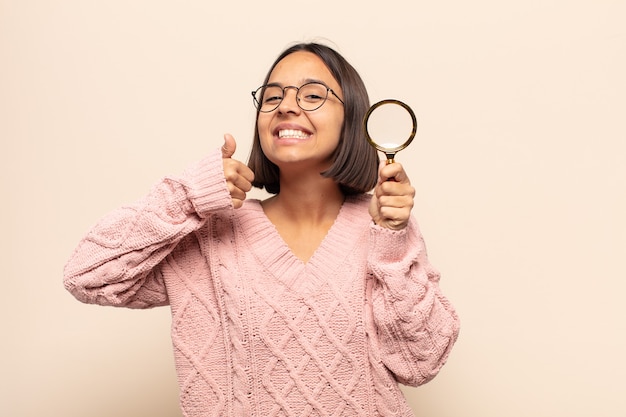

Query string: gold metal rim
[363,99,417,154]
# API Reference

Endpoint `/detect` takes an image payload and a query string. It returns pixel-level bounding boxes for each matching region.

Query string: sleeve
[366,217,460,386]
[63,149,232,309]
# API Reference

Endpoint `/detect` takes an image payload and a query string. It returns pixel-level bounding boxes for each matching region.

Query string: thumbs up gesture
[221,133,255,209]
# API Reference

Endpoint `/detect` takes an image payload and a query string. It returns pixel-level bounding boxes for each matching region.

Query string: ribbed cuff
[182,148,233,217]
[368,222,411,264]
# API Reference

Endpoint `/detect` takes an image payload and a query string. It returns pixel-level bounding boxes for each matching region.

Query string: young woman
[64,42,460,417]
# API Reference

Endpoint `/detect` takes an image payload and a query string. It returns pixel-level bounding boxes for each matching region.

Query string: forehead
[268,51,339,88]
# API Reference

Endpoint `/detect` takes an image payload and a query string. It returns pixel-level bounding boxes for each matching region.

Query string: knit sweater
[64,149,460,417]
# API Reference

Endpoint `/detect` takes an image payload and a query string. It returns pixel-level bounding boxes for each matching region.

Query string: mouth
[277,129,312,139]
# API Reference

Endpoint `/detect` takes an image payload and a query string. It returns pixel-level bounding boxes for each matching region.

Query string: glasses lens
[253,85,282,112]
[253,83,332,112]
[297,83,329,111]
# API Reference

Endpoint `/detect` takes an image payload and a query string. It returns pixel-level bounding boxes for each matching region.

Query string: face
[257,51,345,172]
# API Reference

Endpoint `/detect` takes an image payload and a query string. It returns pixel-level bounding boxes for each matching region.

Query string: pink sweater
[64,149,459,417]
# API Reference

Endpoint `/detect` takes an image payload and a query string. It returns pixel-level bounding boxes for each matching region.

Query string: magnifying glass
[363,99,417,164]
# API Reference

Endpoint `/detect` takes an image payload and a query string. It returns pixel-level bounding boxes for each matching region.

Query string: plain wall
[1,1,624,416]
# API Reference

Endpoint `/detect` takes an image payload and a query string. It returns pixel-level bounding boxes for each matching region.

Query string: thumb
[221,133,236,158]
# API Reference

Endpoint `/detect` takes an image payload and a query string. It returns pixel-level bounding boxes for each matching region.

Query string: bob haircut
[247,42,379,195]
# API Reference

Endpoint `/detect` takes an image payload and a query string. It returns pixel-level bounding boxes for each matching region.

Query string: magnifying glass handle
[384,153,397,181]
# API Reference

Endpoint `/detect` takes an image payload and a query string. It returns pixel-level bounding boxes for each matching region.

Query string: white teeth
[278,129,310,139]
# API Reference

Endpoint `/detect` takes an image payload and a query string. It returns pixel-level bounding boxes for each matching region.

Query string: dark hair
[247,42,379,195]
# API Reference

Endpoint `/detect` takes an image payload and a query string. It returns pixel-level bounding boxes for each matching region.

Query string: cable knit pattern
[64,149,460,417]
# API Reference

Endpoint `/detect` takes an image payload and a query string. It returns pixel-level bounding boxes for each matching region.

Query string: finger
[221,133,236,159]
[377,194,415,211]
[228,184,248,202]
[224,159,255,187]
[231,172,253,193]
[377,207,411,230]
[239,164,255,184]
[376,181,416,198]
[225,176,249,209]
[379,162,410,184]
[231,198,245,210]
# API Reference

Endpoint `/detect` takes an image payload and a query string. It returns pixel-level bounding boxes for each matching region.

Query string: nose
[276,86,301,114]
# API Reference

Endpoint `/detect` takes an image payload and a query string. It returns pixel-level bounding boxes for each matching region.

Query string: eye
[299,83,328,103]
[263,94,283,104]
[303,93,323,101]
[262,86,284,104]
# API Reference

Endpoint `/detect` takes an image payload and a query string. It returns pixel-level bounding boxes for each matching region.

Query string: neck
[263,171,345,224]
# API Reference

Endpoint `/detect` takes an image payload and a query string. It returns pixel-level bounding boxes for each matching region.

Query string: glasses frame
[251,81,345,113]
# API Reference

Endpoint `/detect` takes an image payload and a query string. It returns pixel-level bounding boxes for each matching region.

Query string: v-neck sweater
[64,149,460,417]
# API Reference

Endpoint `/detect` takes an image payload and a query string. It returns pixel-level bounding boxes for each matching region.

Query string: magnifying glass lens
[366,103,414,149]
[363,99,417,163]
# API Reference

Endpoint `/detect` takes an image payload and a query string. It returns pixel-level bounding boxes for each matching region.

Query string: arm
[367,219,460,386]
[63,149,233,308]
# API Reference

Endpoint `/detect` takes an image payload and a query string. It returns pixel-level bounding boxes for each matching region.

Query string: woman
[64,42,460,417]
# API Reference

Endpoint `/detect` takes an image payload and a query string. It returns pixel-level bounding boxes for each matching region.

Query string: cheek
[257,114,270,133]
[256,118,274,159]
[256,116,272,143]
[331,116,344,142]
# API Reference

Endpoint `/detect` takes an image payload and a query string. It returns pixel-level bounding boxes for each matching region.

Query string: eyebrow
[266,78,330,87]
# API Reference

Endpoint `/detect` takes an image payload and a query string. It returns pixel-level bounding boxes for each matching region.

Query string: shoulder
[230,198,270,233]
[238,198,264,216]
[342,193,372,217]
[346,193,372,207]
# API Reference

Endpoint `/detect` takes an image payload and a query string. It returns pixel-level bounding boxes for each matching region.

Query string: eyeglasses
[251,82,344,113]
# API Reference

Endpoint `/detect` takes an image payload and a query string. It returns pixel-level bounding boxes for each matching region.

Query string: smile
[278,129,311,139]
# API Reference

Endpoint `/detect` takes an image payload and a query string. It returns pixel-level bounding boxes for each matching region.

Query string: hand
[221,133,255,209]
[369,161,415,230]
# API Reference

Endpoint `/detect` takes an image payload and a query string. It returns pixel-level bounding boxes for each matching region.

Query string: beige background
[2,1,625,416]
